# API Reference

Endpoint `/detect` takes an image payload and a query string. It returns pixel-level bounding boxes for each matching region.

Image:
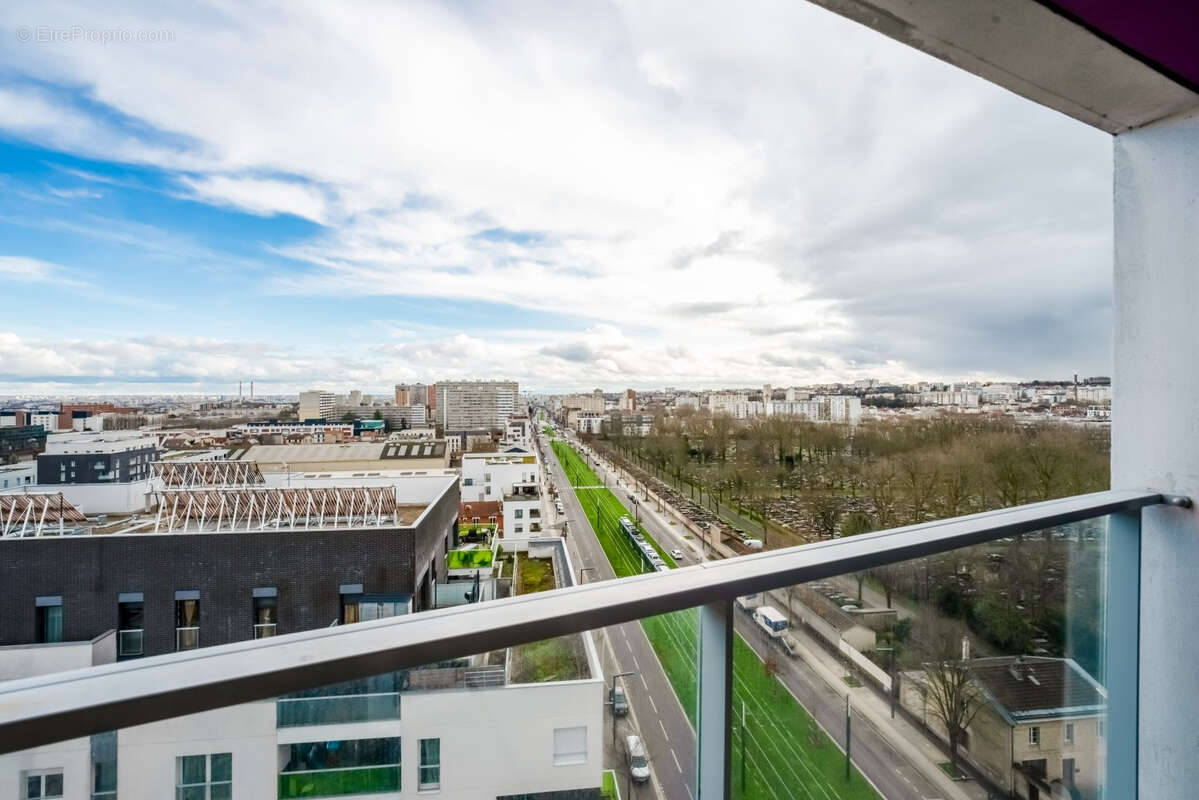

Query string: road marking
[658,719,669,741]
[648,695,658,714]
[625,639,633,654]
[685,784,695,800]
[640,673,649,691]
[670,747,683,774]
[632,655,640,671]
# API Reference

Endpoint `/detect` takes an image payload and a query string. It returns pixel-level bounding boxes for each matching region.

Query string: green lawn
[517,552,556,594]
[446,549,494,569]
[601,769,620,799]
[552,440,879,800]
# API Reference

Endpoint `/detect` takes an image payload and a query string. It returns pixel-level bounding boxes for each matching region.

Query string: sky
[0,1,1114,395]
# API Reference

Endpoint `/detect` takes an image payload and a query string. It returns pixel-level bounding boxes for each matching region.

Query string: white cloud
[0,255,89,287]
[0,0,1113,389]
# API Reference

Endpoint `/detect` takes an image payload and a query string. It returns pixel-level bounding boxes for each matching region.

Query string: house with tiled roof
[901,655,1105,800]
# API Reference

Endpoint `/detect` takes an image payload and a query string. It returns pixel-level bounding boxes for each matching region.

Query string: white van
[625,734,651,783]
[753,605,789,639]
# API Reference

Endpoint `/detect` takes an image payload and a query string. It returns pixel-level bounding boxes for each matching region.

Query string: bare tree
[923,659,984,772]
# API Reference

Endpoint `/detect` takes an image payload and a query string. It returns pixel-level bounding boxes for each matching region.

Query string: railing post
[697,600,733,799]
[1104,509,1139,799]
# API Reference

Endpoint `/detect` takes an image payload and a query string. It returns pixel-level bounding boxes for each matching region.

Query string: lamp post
[875,645,897,718]
[609,670,635,748]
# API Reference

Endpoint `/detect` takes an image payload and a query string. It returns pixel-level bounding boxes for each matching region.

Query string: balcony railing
[0,490,1179,799]
[116,629,143,658]
[276,691,401,727]
[253,622,278,639]
[176,626,200,651]
[278,764,400,798]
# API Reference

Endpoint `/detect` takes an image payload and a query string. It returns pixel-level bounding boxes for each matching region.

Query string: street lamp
[609,670,636,748]
[875,645,897,718]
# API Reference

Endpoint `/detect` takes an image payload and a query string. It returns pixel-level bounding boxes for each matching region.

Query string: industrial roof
[237,441,446,463]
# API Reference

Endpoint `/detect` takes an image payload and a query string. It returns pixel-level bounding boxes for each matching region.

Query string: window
[118,595,144,658]
[36,597,63,643]
[176,753,231,800]
[1028,726,1040,746]
[1064,722,1074,745]
[514,509,523,519]
[176,595,200,650]
[342,594,409,624]
[552,726,587,766]
[23,770,63,799]
[419,738,440,791]
[514,525,523,533]
[253,592,278,638]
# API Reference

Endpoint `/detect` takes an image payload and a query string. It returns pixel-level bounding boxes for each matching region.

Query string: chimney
[250,381,254,401]
[1009,654,1028,681]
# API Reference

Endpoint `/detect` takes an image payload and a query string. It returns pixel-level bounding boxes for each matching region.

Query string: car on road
[609,684,628,716]
[625,734,651,783]
[670,548,684,560]
[555,501,565,514]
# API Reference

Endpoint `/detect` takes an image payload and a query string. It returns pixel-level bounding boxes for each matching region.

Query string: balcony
[253,622,278,639]
[176,626,200,651]
[0,489,1174,799]
[116,629,143,658]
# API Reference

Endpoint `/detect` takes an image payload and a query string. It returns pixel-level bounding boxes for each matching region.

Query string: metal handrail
[0,490,1168,754]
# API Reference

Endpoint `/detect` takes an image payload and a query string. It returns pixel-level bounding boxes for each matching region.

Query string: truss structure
[1,493,89,538]
[152,460,265,487]
[153,486,402,533]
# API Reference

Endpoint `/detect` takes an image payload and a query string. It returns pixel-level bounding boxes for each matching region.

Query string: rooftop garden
[446,548,494,570]
[509,549,588,683]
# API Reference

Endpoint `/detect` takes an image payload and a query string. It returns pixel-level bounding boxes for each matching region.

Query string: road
[567,433,957,800]
[542,432,697,800]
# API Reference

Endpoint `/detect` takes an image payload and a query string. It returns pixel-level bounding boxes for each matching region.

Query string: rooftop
[970,655,1106,722]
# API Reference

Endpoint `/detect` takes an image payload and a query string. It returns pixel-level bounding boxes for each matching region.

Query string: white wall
[460,452,538,502]
[117,702,278,800]
[49,479,153,514]
[0,737,91,800]
[1113,108,1199,798]
[401,680,603,798]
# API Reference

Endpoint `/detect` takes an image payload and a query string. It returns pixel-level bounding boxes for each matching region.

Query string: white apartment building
[232,420,354,442]
[707,392,751,419]
[575,412,604,435]
[436,381,519,430]
[0,463,35,490]
[459,447,539,503]
[297,390,335,422]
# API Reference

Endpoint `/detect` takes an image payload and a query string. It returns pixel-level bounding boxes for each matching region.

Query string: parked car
[610,684,629,716]
[670,548,684,560]
[625,734,651,783]
[555,502,565,514]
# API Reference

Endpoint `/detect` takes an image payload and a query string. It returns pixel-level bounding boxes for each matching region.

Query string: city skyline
[0,1,1111,394]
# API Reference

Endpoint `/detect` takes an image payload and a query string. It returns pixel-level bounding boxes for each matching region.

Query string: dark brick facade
[0,483,458,655]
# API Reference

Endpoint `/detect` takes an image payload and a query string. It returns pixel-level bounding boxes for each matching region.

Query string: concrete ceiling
[808,0,1199,133]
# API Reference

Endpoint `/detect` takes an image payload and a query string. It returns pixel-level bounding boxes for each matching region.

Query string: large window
[341,594,409,624]
[176,753,231,800]
[253,591,278,638]
[117,595,144,658]
[552,727,587,767]
[35,597,62,644]
[418,738,440,791]
[279,738,400,798]
[175,594,200,651]
[23,770,63,800]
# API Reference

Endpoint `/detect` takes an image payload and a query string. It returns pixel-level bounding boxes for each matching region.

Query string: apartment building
[0,476,604,800]
[297,390,335,422]
[435,381,519,430]
[36,432,158,486]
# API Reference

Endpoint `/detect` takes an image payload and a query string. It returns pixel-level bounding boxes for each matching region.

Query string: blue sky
[0,1,1112,394]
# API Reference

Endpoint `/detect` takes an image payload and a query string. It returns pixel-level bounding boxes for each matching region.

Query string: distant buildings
[435,380,519,431]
